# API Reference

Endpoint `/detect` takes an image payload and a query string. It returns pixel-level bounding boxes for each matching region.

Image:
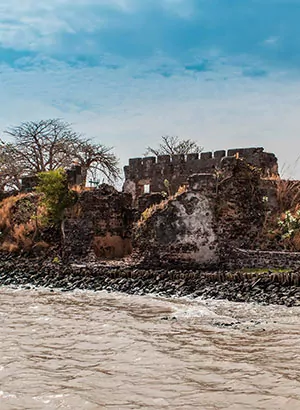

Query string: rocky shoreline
[0,256,300,306]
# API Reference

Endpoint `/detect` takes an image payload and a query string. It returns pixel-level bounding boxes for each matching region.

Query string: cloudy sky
[0,0,300,178]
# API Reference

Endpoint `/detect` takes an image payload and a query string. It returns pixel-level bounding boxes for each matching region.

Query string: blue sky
[0,0,300,177]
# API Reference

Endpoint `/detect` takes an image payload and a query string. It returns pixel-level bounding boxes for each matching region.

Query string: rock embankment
[0,257,300,306]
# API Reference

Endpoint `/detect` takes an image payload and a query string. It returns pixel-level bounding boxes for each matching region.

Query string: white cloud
[0,0,198,51]
[0,0,299,184]
[0,59,300,178]
[0,0,129,50]
[263,36,280,47]
[162,0,195,18]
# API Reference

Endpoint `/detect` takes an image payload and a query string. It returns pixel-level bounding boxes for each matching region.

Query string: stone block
[129,158,143,167]
[137,192,166,213]
[143,157,156,178]
[227,147,264,157]
[188,173,215,191]
[143,156,156,165]
[171,154,185,164]
[214,150,226,159]
[157,155,171,164]
[124,166,130,179]
[201,152,213,160]
[74,165,81,175]
[192,158,217,172]
[187,153,199,161]
[21,175,39,192]
[220,156,238,169]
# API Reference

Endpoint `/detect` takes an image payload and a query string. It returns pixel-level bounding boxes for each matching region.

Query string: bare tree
[0,140,24,191]
[1,119,120,189]
[4,119,79,174]
[74,140,120,187]
[145,136,203,157]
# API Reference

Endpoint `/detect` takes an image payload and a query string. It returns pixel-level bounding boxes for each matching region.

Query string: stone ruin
[17,146,294,269]
[123,147,278,207]
[21,164,82,192]
[64,184,135,260]
[66,164,82,187]
[21,175,39,192]
[61,146,281,265]
[10,144,300,270]
[133,155,280,268]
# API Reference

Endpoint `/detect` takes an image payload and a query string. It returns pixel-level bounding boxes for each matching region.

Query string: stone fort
[123,147,279,203]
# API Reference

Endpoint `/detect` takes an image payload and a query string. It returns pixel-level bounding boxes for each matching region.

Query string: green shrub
[36,169,77,225]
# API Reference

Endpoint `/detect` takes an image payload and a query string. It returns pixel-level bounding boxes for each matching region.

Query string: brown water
[0,288,299,410]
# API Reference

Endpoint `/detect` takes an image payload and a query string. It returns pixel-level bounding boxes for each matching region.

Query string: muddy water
[0,288,299,410]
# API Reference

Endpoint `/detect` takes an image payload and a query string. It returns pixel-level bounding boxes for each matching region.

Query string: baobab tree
[0,119,120,189]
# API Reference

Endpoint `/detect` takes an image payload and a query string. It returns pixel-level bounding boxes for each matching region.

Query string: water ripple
[0,288,299,409]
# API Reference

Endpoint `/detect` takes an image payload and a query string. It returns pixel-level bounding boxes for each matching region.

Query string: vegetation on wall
[138,184,187,228]
[0,194,47,253]
[36,168,77,226]
[2,125,300,257]
[0,169,79,254]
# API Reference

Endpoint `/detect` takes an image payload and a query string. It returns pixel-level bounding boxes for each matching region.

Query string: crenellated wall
[123,147,279,203]
[133,156,279,267]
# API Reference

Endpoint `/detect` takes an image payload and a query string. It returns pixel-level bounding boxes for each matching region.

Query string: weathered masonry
[123,147,278,203]
[133,155,280,268]
[64,184,135,260]
[21,164,82,192]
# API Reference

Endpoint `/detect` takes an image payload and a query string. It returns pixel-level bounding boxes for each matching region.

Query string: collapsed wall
[60,147,295,268]
[64,185,135,260]
[62,148,281,267]
[133,157,279,268]
[134,190,218,267]
[21,164,83,193]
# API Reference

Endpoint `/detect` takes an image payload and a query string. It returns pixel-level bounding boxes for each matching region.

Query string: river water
[0,287,299,410]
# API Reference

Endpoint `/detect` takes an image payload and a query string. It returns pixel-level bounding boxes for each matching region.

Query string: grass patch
[0,193,48,253]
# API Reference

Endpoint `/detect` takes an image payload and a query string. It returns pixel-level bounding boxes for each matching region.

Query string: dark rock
[0,255,299,306]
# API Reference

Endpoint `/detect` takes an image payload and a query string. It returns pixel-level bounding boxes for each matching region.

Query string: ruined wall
[64,184,135,260]
[137,193,166,214]
[21,164,82,192]
[66,165,82,187]
[188,158,281,255]
[134,191,218,267]
[123,147,278,204]
[134,157,280,268]
[21,175,38,192]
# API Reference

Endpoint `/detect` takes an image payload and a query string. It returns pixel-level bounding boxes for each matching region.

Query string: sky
[0,0,300,179]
